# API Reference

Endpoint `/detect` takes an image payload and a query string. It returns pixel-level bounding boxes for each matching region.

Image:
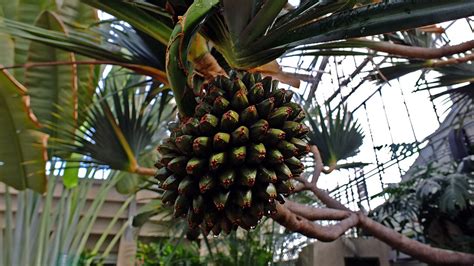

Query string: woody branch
[270,145,474,265]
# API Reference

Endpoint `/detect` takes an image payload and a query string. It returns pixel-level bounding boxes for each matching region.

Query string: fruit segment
[155,72,309,236]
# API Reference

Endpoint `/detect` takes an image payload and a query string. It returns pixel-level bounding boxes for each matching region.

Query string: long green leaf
[222,0,254,41]
[4,186,13,265]
[35,174,58,266]
[12,0,52,83]
[240,0,296,45]
[255,0,474,54]
[71,176,119,266]
[0,69,47,192]
[82,0,172,45]
[202,0,474,69]
[26,11,78,141]
[0,28,14,66]
[166,0,219,116]
[90,195,134,257]
[0,18,135,63]
[57,0,101,126]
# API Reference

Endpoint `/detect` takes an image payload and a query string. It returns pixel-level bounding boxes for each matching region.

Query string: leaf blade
[0,69,48,192]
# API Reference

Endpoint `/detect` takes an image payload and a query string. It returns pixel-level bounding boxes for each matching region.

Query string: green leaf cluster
[370,157,474,252]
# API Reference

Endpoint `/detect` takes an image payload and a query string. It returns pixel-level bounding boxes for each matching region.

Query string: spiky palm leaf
[418,64,474,107]
[194,0,474,69]
[306,106,365,169]
[51,68,174,174]
[5,1,472,82]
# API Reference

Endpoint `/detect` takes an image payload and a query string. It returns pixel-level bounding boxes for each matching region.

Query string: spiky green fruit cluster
[155,71,309,236]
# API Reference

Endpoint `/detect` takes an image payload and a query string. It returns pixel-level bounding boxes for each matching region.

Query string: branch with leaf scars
[292,145,350,210]
[273,201,474,264]
[271,203,359,242]
[284,200,350,221]
[293,145,323,192]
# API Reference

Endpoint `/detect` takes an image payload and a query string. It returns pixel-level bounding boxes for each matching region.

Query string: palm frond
[0,171,133,266]
[306,106,365,168]
[199,0,474,69]
[98,20,166,70]
[82,0,172,45]
[0,18,134,63]
[51,68,174,173]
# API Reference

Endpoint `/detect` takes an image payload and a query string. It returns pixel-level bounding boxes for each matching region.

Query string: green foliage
[78,250,104,266]
[209,231,273,266]
[0,170,133,266]
[135,228,274,266]
[200,0,474,69]
[51,68,174,175]
[306,106,365,168]
[26,11,78,150]
[370,157,474,252]
[0,0,101,189]
[166,0,219,116]
[0,69,47,192]
[0,1,473,263]
[82,0,172,45]
[437,173,471,213]
[136,241,201,266]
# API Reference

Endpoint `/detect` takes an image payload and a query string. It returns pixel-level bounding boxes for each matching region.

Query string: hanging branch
[271,145,474,265]
[271,204,359,242]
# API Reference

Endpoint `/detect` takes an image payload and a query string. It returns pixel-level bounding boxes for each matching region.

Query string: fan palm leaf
[50,68,174,175]
[306,106,365,169]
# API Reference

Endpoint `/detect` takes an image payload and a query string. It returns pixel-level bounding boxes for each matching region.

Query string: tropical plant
[365,29,474,108]
[136,240,202,266]
[205,229,274,266]
[0,0,100,191]
[370,156,474,253]
[1,0,474,265]
[306,105,365,172]
[135,226,275,266]
[0,169,133,266]
[0,69,48,192]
